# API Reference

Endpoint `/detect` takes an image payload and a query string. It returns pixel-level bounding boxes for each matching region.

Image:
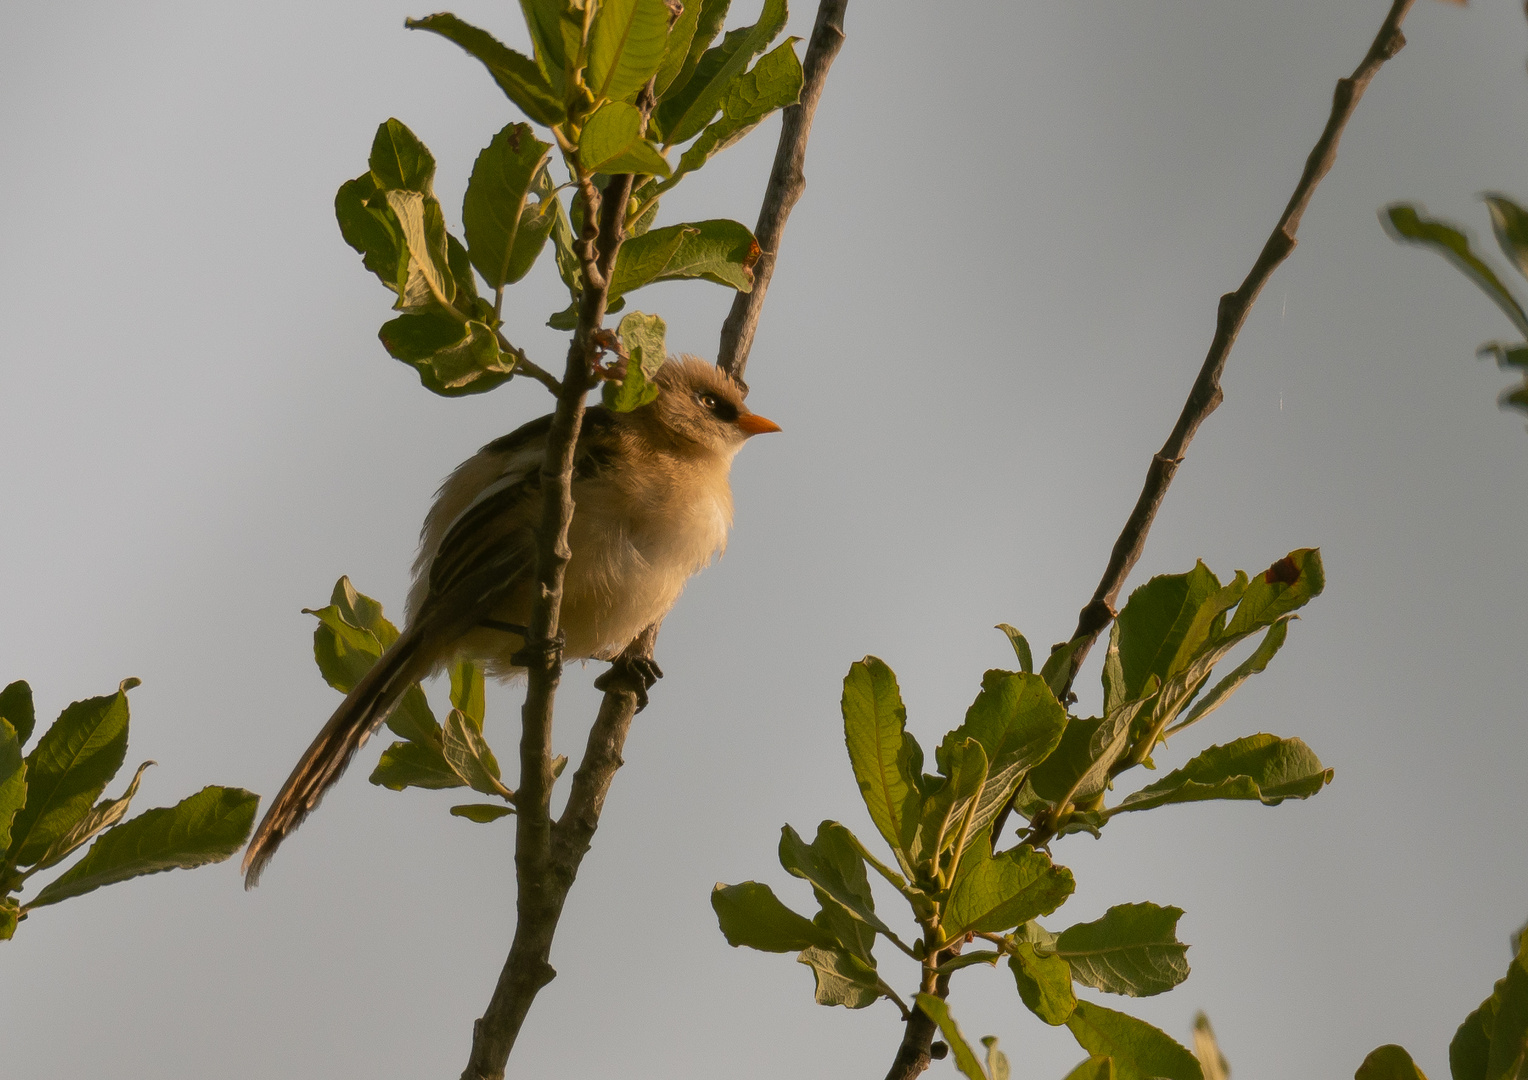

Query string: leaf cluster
[712,549,1330,1079]
[0,678,258,940]
[303,578,533,824]
[1383,197,1528,424]
[339,0,801,400]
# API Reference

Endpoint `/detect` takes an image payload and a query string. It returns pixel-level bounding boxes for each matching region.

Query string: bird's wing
[414,407,619,628]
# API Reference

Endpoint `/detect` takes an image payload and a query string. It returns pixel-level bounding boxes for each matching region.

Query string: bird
[242,356,779,886]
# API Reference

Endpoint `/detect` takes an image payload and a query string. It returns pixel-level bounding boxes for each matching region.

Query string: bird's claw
[595,655,664,712]
[510,630,565,671]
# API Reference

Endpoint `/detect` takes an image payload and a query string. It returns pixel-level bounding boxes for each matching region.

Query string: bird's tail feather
[242,626,433,888]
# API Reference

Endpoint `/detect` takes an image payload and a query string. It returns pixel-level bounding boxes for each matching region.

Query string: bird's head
[638,356,781,456]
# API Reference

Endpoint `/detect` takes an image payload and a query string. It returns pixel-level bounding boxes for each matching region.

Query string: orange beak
[735,412,782,436]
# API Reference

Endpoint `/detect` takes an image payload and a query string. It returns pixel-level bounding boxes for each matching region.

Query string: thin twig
[924,0,1417,1070]
[716,0,848,389]
[493,329,562,394]
[1049,0,1414,702]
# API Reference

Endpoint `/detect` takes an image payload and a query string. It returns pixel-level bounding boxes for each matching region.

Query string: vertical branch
[460,145,636,1080]
[1051,0,1415,700]
[717,0,849,388]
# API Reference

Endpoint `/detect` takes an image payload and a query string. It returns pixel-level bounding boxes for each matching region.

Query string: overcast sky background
[3,0,1527,1077]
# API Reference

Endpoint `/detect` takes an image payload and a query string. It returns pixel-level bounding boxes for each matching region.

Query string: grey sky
[3,0,1526,1077]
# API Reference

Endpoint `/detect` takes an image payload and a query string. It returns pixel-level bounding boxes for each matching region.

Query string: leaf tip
[120,677,142,693]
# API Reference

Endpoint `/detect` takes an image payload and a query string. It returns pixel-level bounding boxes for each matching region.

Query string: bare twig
[1009,0,1414,854]
[493,329,563,394]
[1048,0,1415,702]
[717,0,848,388]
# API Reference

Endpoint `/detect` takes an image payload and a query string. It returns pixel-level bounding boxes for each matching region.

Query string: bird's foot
[510,630,565,672]
[595,655,664,712]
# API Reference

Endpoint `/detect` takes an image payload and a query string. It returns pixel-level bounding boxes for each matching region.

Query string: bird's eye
[699,392,720,411]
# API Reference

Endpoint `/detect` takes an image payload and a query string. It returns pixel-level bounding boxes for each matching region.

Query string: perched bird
[242,356,779,886]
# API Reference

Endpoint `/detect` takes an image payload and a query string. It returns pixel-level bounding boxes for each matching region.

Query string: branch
[459,137,636,1080]
[716,0,848,388]
[1052,0,1415,699]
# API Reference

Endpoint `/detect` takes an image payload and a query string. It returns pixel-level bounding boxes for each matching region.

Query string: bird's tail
[242,625,434,888]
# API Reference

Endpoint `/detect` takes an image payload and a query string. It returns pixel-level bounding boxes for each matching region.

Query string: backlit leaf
[798,945,884,1009]
[1111,734,1332,816]
[0,719,25,852]
[1055,902,1190,997]
[1384,203,1528,337]
[942,831,1073,942]
[841,657,923,869]
[8,683,134,868]
[579,101,673,177]
[668,37,801,182]
[406,14,565,126]
[1355,1046,1430,1080]
[369,740,466,791]
[712,880,834,951]
[0,681,36,748]
[588,0,672,103]
[915,995,988,1080]
[654,0,787,146]
[1066,1000,1203,1080]
[463,123,553,290]
[1010,941,1077,1025]
[449,803,515,823]
[369,118,436,194]
[26,786,258,910]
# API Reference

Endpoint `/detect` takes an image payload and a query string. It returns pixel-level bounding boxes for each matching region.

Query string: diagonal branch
[1052,0,1416,701]
[717,0,849,388]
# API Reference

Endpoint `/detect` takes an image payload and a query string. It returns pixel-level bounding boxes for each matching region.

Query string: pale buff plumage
[242,357,777,885]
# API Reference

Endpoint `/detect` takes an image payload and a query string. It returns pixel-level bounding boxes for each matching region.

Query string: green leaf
[463,123,554,291]
[654,0,787,146]
[1172,619,1290,734]
[1355,1045,1430,1080]
[983,1036,1012,1080]
[304,603,383,694]
[26,786,258,910]
[1480,936,1528,1080]
[643,218,757,290]
[517,0,576,80]
[942,832,1074,942]
[336,172,407,295]
[450,803,515,823]
[406,14,565,126]
[668,37,801,182]
[1040,636,1087,701]
[369,740,466,792]
[1010,941,1077,1025]
[1055,902,1190,997]
[797,945,886,1009]
[1027,676,1157,807]
[588,0,672,103]
[603,310,668,411]
[912,737,989,869]
[7,683,134,868]
[1222,549,1324,637]
[450,660,486,730]
[379,313,516,397]
[1384,203,1528,338]
[1111,734,1332,816]
[1066,1000,1204,1080]
[442,709,511,799]
[654,0,703,95]
[996,626,1034,674]
[0,719,25,852]
[915,995,988,1080]
[330,577,397,646]
[607,223,692,298]
[841,657,924,870]
[711,880,834,951]
[0,896,18,939]
[0,681,36,748]
[1114,562,1224,704]
[659,0,731,101]
[384,189,456,311]
[580,101,673,177]
[29,759,155,873]
[369,118,436,195]
[778,822,901,946]
[1484,194,1528,282]
[1062,1058,1117,1080]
